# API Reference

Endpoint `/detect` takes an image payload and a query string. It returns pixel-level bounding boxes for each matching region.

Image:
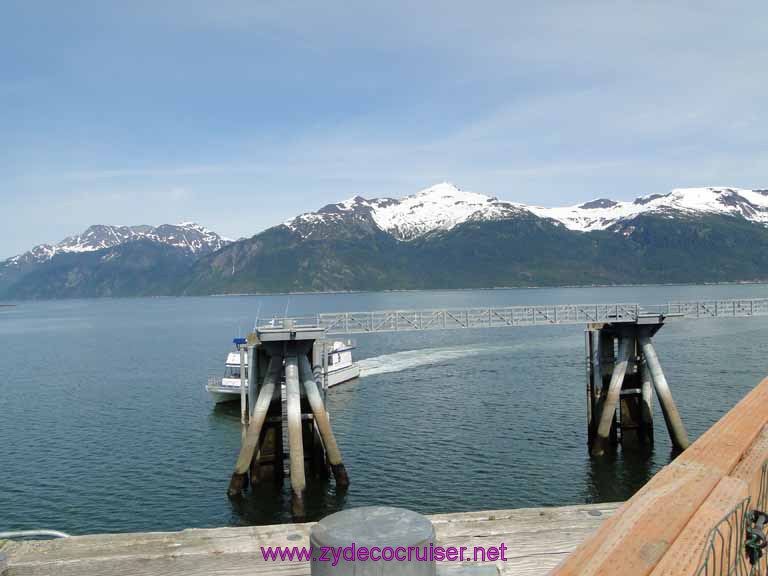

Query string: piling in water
[285,355,306,516]
[639,333,690,451]
[299,354,349,487]
[228,357,281,497]
[592,335,632,457]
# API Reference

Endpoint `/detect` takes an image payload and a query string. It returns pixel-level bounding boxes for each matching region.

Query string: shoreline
[202,278,768,298]
[2,279,768,304]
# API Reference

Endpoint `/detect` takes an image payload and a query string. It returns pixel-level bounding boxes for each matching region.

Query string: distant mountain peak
[529,186,768,232]
[580,198,619,210]
[4,222,230,267]
[286,182,528,241]
[285,183,768,240]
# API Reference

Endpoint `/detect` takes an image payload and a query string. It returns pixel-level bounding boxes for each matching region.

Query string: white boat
[206,339,360,404]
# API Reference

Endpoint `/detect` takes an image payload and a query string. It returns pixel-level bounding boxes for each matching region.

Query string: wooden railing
[550,376,768,575]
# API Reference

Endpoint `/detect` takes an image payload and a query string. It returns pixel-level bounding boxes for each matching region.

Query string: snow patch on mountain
[368,182,529,240]
[285,183,768,240]
[286,182,530,240]
[5,222,229,266]
[530,187,768,231]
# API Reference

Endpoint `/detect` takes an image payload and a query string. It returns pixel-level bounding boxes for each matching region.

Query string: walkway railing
[258,298,768,335]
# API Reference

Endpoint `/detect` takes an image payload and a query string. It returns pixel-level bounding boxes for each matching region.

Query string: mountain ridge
[283,182,768,240]
[5,222,229,266]
[3,182,768,299]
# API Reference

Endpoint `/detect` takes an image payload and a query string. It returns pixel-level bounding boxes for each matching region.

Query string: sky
[1,1,767,258]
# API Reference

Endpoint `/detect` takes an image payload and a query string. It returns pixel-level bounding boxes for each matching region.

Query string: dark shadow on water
[207,401,243,432]
[585,445,659,504]
[211,400,240,419]
[229,478,349,525]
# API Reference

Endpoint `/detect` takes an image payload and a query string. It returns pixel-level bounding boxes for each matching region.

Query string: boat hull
[326,364,361,388]
[207,364,360,404]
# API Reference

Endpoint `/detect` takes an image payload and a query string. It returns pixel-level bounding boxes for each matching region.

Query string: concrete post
[299,354,350,487]
[310,507,435,576]
[591,334,632,457]
[638,334,690,451]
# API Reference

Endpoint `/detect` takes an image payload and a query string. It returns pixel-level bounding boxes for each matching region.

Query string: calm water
[1,284,768,535]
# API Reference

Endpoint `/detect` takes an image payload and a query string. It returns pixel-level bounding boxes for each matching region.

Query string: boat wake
[357,343,516,377]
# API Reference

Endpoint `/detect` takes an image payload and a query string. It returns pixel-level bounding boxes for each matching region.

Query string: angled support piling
[592,335,632,457]
[639,333,690,451]
[639,354,654,445]
[299,355,350,487]
[227,356,281,497]
[285,355,306,516]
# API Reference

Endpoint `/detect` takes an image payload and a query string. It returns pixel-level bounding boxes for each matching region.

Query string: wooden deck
[552,375,768,576]
[1,503,618,575]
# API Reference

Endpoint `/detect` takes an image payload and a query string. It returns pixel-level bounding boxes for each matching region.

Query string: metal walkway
[263,298,768,335]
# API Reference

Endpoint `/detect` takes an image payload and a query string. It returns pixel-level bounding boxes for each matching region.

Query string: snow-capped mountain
[5,222,229,266]
[4,182,768,300]
[286,182,530,240]
[285,183,768,241]
[530,187,768,232]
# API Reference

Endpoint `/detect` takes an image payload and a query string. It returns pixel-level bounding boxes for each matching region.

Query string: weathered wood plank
[550,463,721,576]
[0,504,618,576]
[648,476,749,576]
[675,377,768,475]
[730,424,768,507]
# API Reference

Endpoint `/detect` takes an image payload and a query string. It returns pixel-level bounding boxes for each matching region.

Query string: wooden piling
[247,344,258,422]
[299,354,350,487]
[638,334,690,451]
[599,331,618,445]
[639,352,654,445]
[586,328,605,447]
[592,334,632,457]
[239,347,247,436]
[227,356,281,497]
[285,355,306,516]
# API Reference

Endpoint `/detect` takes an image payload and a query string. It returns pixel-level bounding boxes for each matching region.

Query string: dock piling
[285,355,307,516]
[247,342,258,421]
[228,356,281,497]
[639,353,654,445]
[639,333,690,451]
[592,334,632,457]
[239,347,247,437]
[227,324,349,516]
[299,355,349,487]
[586,316,687,456]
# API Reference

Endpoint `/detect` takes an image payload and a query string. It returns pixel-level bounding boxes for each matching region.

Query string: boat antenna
[283,297,290,319]
[254,301,262,330]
